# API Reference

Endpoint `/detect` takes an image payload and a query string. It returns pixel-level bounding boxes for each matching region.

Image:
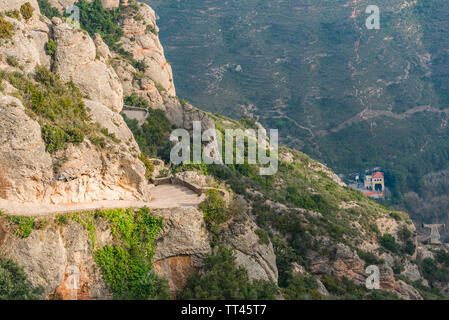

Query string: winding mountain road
[0,184,204,217]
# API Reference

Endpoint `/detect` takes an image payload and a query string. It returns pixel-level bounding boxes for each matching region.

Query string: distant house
[363,171,384,197]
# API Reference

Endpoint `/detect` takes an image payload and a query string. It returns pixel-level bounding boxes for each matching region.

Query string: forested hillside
[145,0,449,235]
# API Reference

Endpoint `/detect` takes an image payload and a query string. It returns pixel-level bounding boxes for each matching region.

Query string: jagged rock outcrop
[153,207,211,293]
[0,206,210,299]
[221,216,279,282]
[0,218,113,300]
[112,2,216,134]
[0,1,149,205]
[0,5,50,73]
[307,238,422,300]
[85,99,140,154]
[0,94,54,202]
[0,78,149,205]
[52,17,124,112]
[118,2,175,96]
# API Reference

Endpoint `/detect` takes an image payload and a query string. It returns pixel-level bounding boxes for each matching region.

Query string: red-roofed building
[372,172,384,179]
[364,171,385,195]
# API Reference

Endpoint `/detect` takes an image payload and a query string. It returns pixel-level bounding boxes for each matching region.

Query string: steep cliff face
[0,203,278,299]
[52,17,124,112]
[0,1,150,205]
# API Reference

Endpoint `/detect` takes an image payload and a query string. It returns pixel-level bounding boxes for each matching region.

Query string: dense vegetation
[146,0,449,235]
[94,207,170,300]
[0,67,90,153]
[0,256,42,300]
[20,2,34,20]
[123,109,174,162]
[0,16,14,39]
[0,67,123,154]
[199,189,228,232]
[1,208,170,300]
[179,246,278,300]
[124,93,149,109]
[37,0,61,19]
[8,216,35,238]
[74,0,123,49]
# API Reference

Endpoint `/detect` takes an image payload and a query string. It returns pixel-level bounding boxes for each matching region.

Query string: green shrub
[56,214,69,225]
[380,234,399,253]
[146,25,157,35]
[5,10,21,20]
[154,81,166,93]
[94,207,169,300]
[283,274,322,300]
[124,93,149,109]
[178,246,278,299]
[74,0,123,49]
[138,153,154,180]
[357,250,383,265]
[45,39,57,56]
[123,109,174,161]
[131,60,147,72]
[65,127,85,144]
[255,228,270,245]
[99,128,121,143]
[199,189,228,231]
[436,249,449,267]
[0,17,14,40]
[403,239,416,255]
[41,124,68,153]
[20,2,34,20]
[320,275,367,299]
[412,280,445,300]
[421,258,449,283]
[6,66,92,154]
[0,256,43,299]
[8,216,35,238]
[398,226,412,241]
[89,135,106,148]
[366,290,400,300]
[37,0,61,19]
[6,56,19,68]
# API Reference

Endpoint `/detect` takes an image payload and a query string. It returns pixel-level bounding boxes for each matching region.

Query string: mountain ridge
[0,0,448,300]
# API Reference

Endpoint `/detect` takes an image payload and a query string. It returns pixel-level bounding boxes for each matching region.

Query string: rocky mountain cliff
[1,0,449,301]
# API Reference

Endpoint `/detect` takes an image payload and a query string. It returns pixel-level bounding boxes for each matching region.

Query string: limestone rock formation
[118,2,175,96]
[307,239,422,300]
[0,9,51,73]
[222,216,279,282]
[52,17,124,112]
[0,94,53,203]
[0,206,209,299]
[153,207,211,293]
[0,2,150,205]
[0,218,113,300]
[2,0,40,13]
[112,2,216,134]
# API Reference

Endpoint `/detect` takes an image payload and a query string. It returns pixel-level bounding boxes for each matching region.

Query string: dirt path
[0,184,204,217]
